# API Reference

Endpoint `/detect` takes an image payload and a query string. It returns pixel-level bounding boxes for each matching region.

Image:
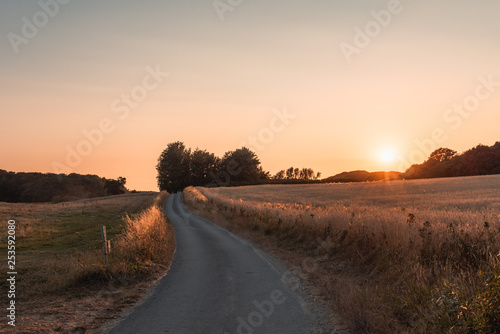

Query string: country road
[107,192,330,334]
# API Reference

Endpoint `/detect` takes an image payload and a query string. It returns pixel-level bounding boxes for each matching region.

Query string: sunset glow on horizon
[378,149,397,164]
[1,1,499,190]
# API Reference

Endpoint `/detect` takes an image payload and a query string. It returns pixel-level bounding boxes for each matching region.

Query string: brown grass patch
[0,191,175,333]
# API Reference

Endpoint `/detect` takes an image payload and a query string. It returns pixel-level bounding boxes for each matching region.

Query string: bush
[435,266,500,333]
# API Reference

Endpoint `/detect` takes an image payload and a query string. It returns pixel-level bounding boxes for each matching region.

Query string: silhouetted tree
[274,170,286,180]
[0,170,124,202]
[403,142,500,179]
[156,141,191,193]
[190,148,219,186]
[105,178,128,195]
[219,147,261,184]
[258,166,271,181]
[428,148,457,162]
[293,168,300,179]
[286,167,294,179]
[300,168,315,180]
[117,177,127,186]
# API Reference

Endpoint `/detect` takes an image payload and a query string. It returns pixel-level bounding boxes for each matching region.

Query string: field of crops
[184,175,500,333]
[199,175,500,224]
[191,176,500,262]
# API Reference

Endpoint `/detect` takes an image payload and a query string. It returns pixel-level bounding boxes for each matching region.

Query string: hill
[0,170,128,203]
[323,170,402,183]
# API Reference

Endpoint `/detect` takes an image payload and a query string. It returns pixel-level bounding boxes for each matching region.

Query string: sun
[379,149,396,164]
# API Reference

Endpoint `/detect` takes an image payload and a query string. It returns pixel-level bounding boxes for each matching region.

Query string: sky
[1,0,499,191]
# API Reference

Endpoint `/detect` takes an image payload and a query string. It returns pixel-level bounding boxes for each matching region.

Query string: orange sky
[1,1,499,191]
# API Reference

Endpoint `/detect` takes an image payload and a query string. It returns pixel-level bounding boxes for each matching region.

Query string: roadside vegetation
[184,175,500,333]
[0,192,174,333]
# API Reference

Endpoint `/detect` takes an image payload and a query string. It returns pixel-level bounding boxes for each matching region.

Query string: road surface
[107,192,329,334]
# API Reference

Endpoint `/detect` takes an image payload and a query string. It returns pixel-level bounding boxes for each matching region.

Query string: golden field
[184,175,500,334]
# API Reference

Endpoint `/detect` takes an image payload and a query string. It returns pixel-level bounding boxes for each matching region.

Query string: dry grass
[119,204,171,264]
[0,191,175,333]
[184,175,500,334]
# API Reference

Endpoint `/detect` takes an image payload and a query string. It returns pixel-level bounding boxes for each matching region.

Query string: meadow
[0,192,174,333]
[184,175,500,333]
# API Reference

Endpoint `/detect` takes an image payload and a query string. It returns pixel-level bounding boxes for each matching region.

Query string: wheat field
[184,175,500,333]
[190,176,500,262]
[198,175,500,224]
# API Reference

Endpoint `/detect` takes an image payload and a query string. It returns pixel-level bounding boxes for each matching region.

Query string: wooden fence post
[101,225,108,265]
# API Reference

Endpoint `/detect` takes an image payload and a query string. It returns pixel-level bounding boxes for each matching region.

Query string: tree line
[0,170,127,203]
[402,142,500,179]
[156,142,321,193]
[272,167,321,181]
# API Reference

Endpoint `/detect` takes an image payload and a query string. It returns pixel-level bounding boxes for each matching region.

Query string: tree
[428,148,458,162]
[104,178,127,195]
[286,167,294,179]
[403,142,500,179]
[219,147,261,184]
[156,142,191,193]
[315,172,322,180]
[301,168,315,180]
[258,166,271,181]
[274,170,285,180]
[190,148,219,186]
[0,171,124,202]
[293,168,300,179]
[117,177,126,186]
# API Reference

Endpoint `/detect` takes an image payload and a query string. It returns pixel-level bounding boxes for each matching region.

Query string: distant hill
[324,170,402,183]
[402,141,500,179]
[0,170,128,203]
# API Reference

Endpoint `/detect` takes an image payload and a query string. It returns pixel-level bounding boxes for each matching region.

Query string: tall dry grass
[117,193,173,266]
[74,191,174,286]
[183,177,500,333]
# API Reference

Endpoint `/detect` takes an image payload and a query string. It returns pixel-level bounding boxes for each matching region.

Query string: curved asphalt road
[108,193,323,334]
